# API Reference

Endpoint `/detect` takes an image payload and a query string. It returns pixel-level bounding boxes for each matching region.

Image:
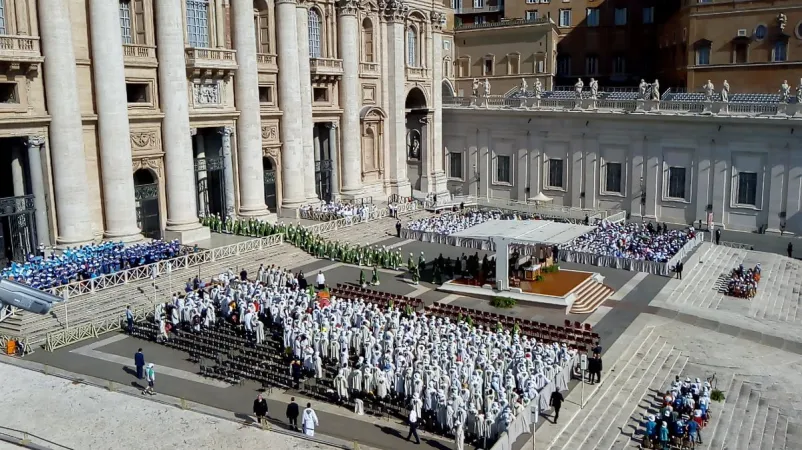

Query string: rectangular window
[0,82,18,103]
[613,56,626,74]
[585,55,598,75]
[0,0,7,35]
[734,43,747,64]
[257,14,271,54]
[186,0,210,48]
[605,163,623,193]
[536,59,545,73]
[586,8,599,27]
[313,87,328,102]
[526,10,539,21]
[737,172,758,205]
[475,16,486,25]
[557,55,570,75]
[558,9,571,27]
[774,41,788,62]
[547,159,564,188]
[483,58,493,76]
[508,55,520,75]
[258,86,273,103]
[473,0,484,8]
[642,7,654,24]
[696,46,710,65]
[614,8,627,26]
[119,1,133,44]
[125,83,149,103]
[449,152,463,179]
[496,155,511,184]
[134,0,146,44]
[667,167,686,199]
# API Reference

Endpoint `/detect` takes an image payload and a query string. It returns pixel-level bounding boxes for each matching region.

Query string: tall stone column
[230,0,272,219]
[37,0,94,245]
[156,0,209,242]
[328,123,340,199]
[337,0,363,198]
[26,137,51,246]
[419,116,430,191]
[192,130,208,215]
[10,146,25,197]
[219,127,236,217]
[430,12,448,194]
[297,1,318,202]
[384,2,411,196]
[89,0,143,242]
[276,0,306,211]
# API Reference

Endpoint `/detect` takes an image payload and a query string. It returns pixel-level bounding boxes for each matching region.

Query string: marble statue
[408,133,420,159]
[650,79,660,101]
[778,12,788,31]
[721,80,730,103]
[780,80,790,103]
[589,78,599,99]
[574,78,584,98]
[796,79,802,102]
[638,79,648,99]
[520,77,528,95]
[483,78,491,98]
[703,80,715,102]
[472,78,480,98]
[534,79,543,99]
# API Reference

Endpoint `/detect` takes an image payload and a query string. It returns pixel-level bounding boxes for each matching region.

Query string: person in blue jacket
[644,414,657,447]
[659,422,670,450]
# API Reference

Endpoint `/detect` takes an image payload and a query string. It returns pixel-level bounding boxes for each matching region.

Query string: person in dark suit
[396,220,402,238]
[715,229,721,245]
[134,348,145,380]
[253,394,268,424]
[286,397,300,431]
[550,390,564,423]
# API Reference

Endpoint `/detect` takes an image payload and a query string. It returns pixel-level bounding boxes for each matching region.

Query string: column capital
[380,0,408,22]
[337,0,360,16]
[295,0,312,9]
[276,0,298,5]
[219,126,234,137]
[327,122,339,130]
[27,136,46,147]
[430,11,447,30]
[419,116,430,125]
[190,128,198,136]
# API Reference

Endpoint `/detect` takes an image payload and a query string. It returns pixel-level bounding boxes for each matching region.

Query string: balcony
[359,62,380,77]
[0,35,43,73]
[256,53,278,73]
[406,67,430,80]
[185,47,238,78]
[309,57,343,80]
[123,44,157,68]
[454,5,501,14]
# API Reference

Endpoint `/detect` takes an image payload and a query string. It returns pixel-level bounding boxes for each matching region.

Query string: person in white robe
[301,403,319,436]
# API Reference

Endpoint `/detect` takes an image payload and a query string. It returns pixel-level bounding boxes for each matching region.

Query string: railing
[606,211,627,223]
[359,62,380,75]
[455,17,548,30]
[44,304,153,352]
[256,53,278,70]
[0,304,15,324]
[718,240,753,249]
[406,67,430,79]
[472,197,615,222]
[0,35,40,53]
[309,57,343,75]
[0,425,73,450]
[122,44,157,59]
[185,47,237,66]
[445,95,802,118]
[453,5,501,13]
[42,234,283,301]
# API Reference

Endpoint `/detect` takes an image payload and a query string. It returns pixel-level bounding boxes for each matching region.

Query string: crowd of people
[2,240,183,289]
[726,263,761,298]
[642,375,712,449]
[405,210,530,235]
[154,267,572,448]
[299,201,377,221]
[561,221,695,263]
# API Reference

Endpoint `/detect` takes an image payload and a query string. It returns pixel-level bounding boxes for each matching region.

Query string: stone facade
[443,102,802,234]
[2,0,452,246]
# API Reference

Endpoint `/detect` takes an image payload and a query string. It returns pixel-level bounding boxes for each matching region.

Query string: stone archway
[405,87,428,110]
[133,168,161,238]
[405,87,429,191]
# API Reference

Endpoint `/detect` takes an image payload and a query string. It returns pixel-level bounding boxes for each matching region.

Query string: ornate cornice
[380,0,408,22]
[337,0,360,16]
[275,0,298,5]
[430,11,447,30]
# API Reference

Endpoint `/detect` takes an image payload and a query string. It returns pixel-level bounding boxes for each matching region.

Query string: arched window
[308,9,322,58]
[407,26,417,67]
[362,18,374,63]
[186,0,210,48]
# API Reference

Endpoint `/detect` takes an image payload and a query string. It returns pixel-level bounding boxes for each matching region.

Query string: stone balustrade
[359,61,379,77]
[122,44,157,67]
[0,35,40,54]
[309,57,343,76]
[256,53,278,73]
[184,47,238,76]
[444,95,802,119]
[406,67,429,80]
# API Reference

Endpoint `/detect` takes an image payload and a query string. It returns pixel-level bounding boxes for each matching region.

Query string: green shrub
[491,296,517,308]
[535,274,545,282]
[711,389,725,402]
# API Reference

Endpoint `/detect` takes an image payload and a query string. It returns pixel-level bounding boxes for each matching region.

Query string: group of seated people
[726,263,761,298]
[405,210,531,235]
[561,221,695,263]
[299,201,377,220]
[3,240,183,289]
[642,375,712,449]
[154,266,573,448]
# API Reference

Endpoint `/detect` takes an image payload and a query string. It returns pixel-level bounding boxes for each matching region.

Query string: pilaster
[569,135,583,208]
[296,0,318,202]
[710,139,728,228]
[695,138,712,225]
[26,137,51,246]
[383,0,411,196]
[337,0,365,199]
[328,123,341,199]
[629,136,645,219]
[785,143,802,234]
[583,134,598,209]
[429,11,448,195]
[766,142,787,232]
[219,127,236,217]
[644,137,660,219]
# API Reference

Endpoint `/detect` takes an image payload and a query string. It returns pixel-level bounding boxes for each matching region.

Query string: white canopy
[450,219,594,246]
[528,192,553,203]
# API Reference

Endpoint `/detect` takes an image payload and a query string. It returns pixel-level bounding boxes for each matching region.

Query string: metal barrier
[298,206,380,222]
[606,211,627,223]
[44,304,152,352]
[44,234,283,301]
[719,240,753,250]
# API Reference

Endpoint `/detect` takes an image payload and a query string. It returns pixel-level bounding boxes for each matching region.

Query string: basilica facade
[0,0,454,258]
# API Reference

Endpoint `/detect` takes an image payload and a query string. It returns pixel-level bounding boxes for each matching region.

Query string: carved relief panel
[261,123,280,145]
[129,129,163,156]
[361,114,383,180]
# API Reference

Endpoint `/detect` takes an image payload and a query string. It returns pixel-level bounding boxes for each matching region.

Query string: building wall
[443,108,802,234]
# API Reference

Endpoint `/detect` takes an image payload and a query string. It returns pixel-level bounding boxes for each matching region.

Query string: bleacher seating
[662,92,711,102]
[729,93,781,103]
[603,91,640,100]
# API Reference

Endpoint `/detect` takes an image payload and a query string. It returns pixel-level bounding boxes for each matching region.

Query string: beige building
[0,0,453,262]
[451,19,557,97]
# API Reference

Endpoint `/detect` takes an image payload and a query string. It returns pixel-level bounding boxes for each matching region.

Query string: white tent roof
[528,192,553,202]
[450,219,594,246]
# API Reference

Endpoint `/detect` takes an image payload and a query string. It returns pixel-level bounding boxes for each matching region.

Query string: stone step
[786,419,802,450]
[774,415,788,450]
[570,283,614,314]
[549,336,667,450]
[746,397,771,450]
[709,379,750,450]
[759,406,781,450]
[730,387,762,450]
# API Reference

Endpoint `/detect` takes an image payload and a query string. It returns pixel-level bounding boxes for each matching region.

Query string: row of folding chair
[333,284,424,309]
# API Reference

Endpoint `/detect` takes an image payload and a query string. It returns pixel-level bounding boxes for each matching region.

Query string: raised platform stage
[438,269,614,314]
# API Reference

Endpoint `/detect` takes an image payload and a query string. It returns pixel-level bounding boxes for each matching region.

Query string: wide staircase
[569,277,614,314]
[547,325,689,450]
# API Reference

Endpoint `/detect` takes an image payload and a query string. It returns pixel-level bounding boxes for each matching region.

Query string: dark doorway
[314,123,333,202]
[0,139,37,264]
[193,130,227,217]
[133,169,160,238]
[263,157,277,211]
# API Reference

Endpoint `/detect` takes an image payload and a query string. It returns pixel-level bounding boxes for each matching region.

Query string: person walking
[675,261,684,280]
[142,363,155,395]
[405,407,421,444]
[125,305,134,333]
[301,403,319,437]
[396,220,402,238]
[714,229,721,245]
[253,394,268,424]
[549,389,564,424]
[286,397,300,431]
[592,355,603,384]
[134,348,145,380]
[788,242,793,258]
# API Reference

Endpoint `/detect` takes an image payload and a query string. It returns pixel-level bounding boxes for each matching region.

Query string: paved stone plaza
[5,219,802,450]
